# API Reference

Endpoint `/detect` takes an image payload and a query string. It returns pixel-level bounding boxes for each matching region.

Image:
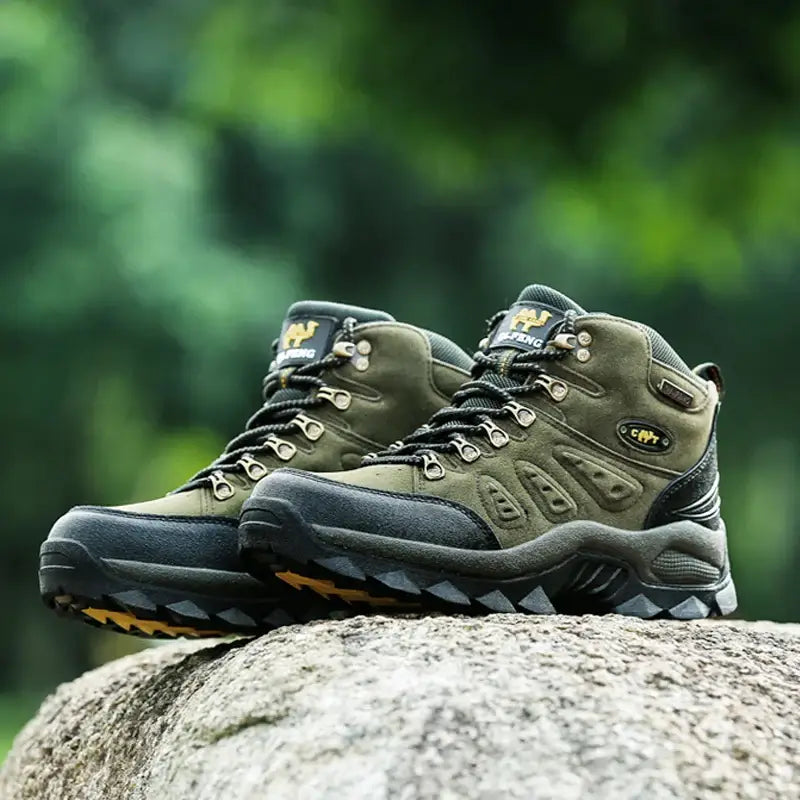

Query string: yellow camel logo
[283,320,319,349]
[632,428,660,445]
[510,309,552,333]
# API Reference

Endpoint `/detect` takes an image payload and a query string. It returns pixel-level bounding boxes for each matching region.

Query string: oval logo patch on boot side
[617,420,673,453]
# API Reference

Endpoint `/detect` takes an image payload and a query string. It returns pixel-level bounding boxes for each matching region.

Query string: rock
[1,615,799,800]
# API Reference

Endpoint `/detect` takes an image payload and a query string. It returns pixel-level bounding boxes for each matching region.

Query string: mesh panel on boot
[423,330,474,371]
[641,325,692,376]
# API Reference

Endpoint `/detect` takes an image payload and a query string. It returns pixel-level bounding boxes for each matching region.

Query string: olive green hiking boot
[39,301,472,637]
[240,285,736,620]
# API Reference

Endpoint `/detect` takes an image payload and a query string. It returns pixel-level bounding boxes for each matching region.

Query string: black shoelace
[363,310,576,473]
[183,317,358,489]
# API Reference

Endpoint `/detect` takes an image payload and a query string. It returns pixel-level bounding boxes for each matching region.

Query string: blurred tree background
[1,0,799,758]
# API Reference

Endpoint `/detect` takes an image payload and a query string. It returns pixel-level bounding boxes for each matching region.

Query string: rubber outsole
[239,498,738,620]
[39,537,347,638]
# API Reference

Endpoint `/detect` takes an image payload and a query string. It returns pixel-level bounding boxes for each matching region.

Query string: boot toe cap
[251,468,498,550]
[45,505,240,570]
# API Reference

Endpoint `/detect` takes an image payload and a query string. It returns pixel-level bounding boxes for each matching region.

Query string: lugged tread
[43,582,336,638]
[166,600,212,622]
[40,537,347,636]
[715,581,738,616]
[476,590,516,613]
[263,608,296,629]
[217,608,258,628]
[112,589,158,614]
[668,595,711,620]
[315,556,366,581]
[81,607,225,638]
[518,586,556,615]
[274,569,421,609]
[425,581,471,606]
[375,570,423,595]
[614,594,662,619]
[47,594,226,638]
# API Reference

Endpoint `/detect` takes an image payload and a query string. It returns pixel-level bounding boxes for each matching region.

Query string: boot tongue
[276,300,394,368]
[486,284,586,354]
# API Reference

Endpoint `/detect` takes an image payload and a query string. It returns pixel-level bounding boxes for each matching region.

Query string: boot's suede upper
[260,291,721,551]
[113,321,472,521]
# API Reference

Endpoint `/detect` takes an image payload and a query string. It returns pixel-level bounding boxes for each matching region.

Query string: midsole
[307,518,729,586]
[101,558,271,596]
[41,538,275,600]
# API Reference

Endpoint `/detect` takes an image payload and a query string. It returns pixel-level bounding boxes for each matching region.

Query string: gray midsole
[314,519,730,586]
[101,557,272,596]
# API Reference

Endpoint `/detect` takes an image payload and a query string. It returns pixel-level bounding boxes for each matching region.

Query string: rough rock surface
[2,615,799,800]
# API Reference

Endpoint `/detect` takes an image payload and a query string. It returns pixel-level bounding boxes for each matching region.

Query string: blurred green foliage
[1,0,799,759]
[0,694,41,760]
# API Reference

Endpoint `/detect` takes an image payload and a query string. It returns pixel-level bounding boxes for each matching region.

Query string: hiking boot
[240,285,736,620]
[40,301,472,637]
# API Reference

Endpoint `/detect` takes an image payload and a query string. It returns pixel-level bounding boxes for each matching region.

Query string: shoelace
[183,317,359,498]
[364,310,577,479]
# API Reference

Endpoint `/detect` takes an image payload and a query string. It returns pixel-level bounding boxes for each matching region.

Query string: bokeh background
[1,0,799,759]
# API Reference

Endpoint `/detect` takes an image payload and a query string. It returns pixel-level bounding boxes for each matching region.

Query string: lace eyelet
[421,451,446,480]
[503,401,536,428]
[209,470,235,500]
[238,455,268,480]
[451,435,481,463]
[550,333,577,350]
[535,375,568,402]
[479,420,510,448]
[292,413,325,441]
[265,435,297,461]
[332,342,356,358]
[317,386,352,410]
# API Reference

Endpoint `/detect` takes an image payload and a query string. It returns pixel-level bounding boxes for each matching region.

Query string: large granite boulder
[2,615,798,799]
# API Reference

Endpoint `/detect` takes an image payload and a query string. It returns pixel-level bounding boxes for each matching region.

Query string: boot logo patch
[488,302,565,353]
[283,320,320,349]
[617,420,673,453]
[277,317,337,367]
[510,308,552,332]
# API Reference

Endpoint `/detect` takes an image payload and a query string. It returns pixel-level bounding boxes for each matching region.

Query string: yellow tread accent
[276,571,419,609]
[81,607,225,638]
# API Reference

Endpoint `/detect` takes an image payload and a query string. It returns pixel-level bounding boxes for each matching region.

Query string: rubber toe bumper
[244,469,499,550]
